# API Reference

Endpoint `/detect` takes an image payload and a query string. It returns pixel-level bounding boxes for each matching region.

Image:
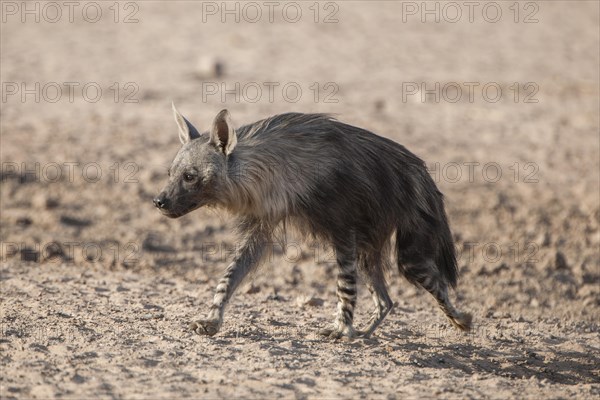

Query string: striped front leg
[190,227,267,336]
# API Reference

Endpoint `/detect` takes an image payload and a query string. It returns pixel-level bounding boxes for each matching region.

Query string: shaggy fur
[154,105,472,339]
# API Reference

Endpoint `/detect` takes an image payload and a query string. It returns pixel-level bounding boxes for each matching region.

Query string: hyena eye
[183,172,195,182]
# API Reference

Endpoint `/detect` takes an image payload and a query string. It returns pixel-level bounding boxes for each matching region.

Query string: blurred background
[1,1,599,398]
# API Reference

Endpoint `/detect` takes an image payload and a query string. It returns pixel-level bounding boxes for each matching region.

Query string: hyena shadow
[386,328,600,385]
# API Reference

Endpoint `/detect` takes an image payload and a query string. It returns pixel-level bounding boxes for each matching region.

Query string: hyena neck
[220,149,291,223]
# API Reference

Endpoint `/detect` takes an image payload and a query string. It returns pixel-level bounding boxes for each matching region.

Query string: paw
[189,319,221,336]
[318,326,356,341]
[451,312,473,332]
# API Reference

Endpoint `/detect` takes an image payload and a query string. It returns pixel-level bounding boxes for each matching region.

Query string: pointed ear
[210,109,237,155]
[172,102,200,145]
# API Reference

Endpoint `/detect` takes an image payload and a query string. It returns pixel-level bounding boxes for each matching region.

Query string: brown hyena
[154,104,472,339]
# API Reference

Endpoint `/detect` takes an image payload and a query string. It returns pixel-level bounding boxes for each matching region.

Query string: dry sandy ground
[1,1,599,399]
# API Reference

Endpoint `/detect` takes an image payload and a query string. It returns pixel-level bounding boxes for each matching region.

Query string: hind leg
[400,258,472,331]
[357,259,393,337]
[319,241,358,339]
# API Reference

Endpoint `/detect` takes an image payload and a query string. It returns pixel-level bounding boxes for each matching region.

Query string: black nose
[153,195,168,209]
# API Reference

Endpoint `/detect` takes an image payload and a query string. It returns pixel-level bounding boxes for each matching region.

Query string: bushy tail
[395,189,471,332]
[436,213,458,288]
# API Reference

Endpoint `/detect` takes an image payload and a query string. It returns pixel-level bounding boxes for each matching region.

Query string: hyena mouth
[159,203,203,219]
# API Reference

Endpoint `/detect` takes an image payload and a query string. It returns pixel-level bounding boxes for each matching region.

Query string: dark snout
[153,190,200,218]
[153,192,181,218]
[153,193,169,210]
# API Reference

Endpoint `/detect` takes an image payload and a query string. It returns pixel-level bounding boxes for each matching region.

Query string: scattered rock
[45,197,60,209]
[140,313,164,321]
[581,273,598,285]
[43,242,68,262]
[246,284,261,294]
[71,373,86,384]
[541,232,551,247]
[492,311,509,319]
[143,304,164,311]
[16,216,32,227]
[29,343,49,353]
[530,298,540,308]
[295,377,316,387]
[555,252,569,270]
[31,193,61,209]
[295,295,324,308]
[266,292,285,302]
[195,56,224,79]
[374,99,386,112]
[60,215,92,227]
[20,247,40,262]
[267,318,287,326]
[57,311,73,318]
